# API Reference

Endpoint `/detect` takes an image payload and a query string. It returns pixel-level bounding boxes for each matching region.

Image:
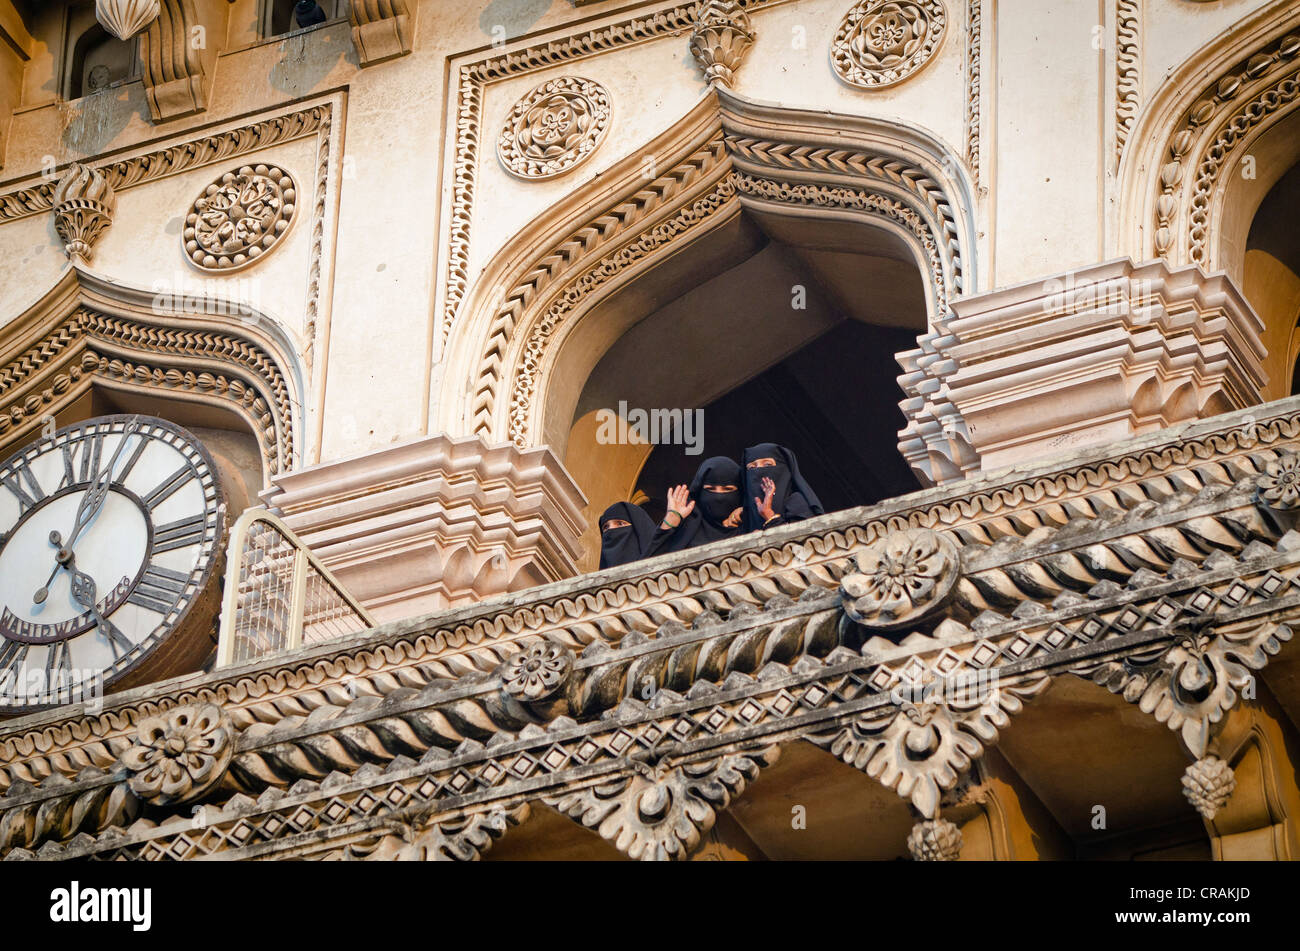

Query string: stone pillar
[897,258,1268,486]
[262,433,588,623]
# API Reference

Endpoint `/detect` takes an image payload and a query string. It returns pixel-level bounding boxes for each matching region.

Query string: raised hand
[723,507,743,528]
[755,477,777,522]
[661,484,694,530]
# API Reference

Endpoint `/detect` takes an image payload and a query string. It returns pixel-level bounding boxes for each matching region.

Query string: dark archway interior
[573,217,926,526]
[1248,160,1300,396]
[634,320,921,522]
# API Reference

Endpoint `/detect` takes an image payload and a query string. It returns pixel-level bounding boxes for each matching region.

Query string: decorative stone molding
[1115,0,1140,158]
[1072,621,1292,758]
[121,703,233,806]
[897,257,1268,485]
[0,99,339,382]
[183,164,298,272]
[5,398,1300,858]
[964,0,980,183]
[438,0,801,341]
[95,0,160,40]
[0,268,303,479]
[497,77,612,181]
[261,431,588,622]
[328,805,529,861]
[349,0,416,66]
[543,745,778,861]
[1182,755,1236,821]
[840,528,959,629]
[2,398,1297,816]
[808,673,1050,818]
[139,0,210,122]
[499,641,575,702]
[447,89,972,448]
[907,817,961,860]
[51,163,116,265]
[830,0,947,89]
[689,1,756,88]
[1116,5,1300,269]
[1256,451,1300,511]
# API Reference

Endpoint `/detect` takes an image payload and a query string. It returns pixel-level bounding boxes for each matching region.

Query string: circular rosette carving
[1256,452,1300,511]
[497,77,612,180]
[183,163,297,271]
[840,528,959,629]
[831,0,947,89]
[498,641,575,702]
[120,703,234,806]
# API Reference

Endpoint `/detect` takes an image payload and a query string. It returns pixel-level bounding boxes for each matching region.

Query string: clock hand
[65,417,142,552]
[32,418,143,605]
[32,530,75,605]
[69,568,132,660]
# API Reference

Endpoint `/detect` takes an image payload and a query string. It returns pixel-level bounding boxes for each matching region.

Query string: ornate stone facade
[3,0,1300,865]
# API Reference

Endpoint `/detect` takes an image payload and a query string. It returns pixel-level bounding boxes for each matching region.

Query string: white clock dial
[0,416,225,712]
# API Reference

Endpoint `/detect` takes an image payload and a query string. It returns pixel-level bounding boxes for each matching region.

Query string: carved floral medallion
[499,641,574,701]
[497,77,612,180]
[120,703,234,806]
[183,164,297,271]
[840,528,959,629]
[831,0,947,89]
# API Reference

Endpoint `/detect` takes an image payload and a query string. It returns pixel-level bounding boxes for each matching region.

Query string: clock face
[0,416,225,712]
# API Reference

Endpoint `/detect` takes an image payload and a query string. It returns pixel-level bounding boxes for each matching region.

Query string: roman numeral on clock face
[94,614,135,661]
[44,639,72,689]
[142,465,195,511]
[127,565,190,615]
[154,515,207,553]
[0,639,28,694]
[0,463,45,516]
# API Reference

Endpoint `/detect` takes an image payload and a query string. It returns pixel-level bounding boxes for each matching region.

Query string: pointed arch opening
[439,89,974,569]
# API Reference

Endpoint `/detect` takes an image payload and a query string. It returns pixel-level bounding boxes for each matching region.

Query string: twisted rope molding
[1115,0,1140,158]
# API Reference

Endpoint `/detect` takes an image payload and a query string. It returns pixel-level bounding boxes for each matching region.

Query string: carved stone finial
[95,0,160,41]
[689,0,755,88]
[1182,755,1236,821]
[840,528,960,629]
[907,817,962,861]
[498,641,575,702]
[52,163,117,265]
[120,703,234,806]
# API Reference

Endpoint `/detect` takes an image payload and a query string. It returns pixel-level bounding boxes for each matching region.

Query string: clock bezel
[0,414,227,714]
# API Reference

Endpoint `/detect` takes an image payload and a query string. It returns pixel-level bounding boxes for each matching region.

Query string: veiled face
[601,518,631,532]
[703,483,738,493]
[746,458,778,469]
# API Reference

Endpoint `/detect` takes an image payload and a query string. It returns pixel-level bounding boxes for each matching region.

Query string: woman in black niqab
[741,442,824,531]
[652,456,745,554]
[598,502,657,569]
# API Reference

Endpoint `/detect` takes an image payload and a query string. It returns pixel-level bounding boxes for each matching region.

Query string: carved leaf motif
[544,746,778,860]
[808,674,1048,817]
[1071,622,1292,757]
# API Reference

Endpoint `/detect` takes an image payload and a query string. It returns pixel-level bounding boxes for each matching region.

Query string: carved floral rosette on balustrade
[7,397,1300,860]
